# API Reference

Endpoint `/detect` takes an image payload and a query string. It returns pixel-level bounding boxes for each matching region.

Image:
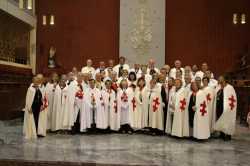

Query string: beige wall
[120,0,165,67]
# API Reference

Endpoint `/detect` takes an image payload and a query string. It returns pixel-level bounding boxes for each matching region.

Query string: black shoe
[220,132,225,139]
[223,135,232,141]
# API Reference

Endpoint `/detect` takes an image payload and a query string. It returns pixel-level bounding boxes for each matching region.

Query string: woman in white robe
[133,77,147,129]
[188,82,210,140]
[202,77,215,132]
[23,77,48,139]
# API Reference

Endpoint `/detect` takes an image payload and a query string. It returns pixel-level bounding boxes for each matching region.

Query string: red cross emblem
[75,90,84,99]
[132,97,136,112]
[113,100,118,113]
[206,93,211,102]
[228,95,236,110]
[200,101,207,116]
[121,92,128,102]
[153,97,160,112]
[180,98,186,111]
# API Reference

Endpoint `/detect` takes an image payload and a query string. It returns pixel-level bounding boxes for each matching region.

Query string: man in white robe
[110,71,119,93]
[81,59,95,76]
[51,77,68,131]
[105,59,115,77]
[167,79,189,137]
[95,61,107,78]
[195,63,214,79]
[144,79,163,135]
[117,79,133,133]
[130,63,142,79]
[184,74,192,95]
[66,72,76,86]
[213,76,237,141]
[64,73,85,134]
[84,79,106,132]
[113,56,130,78]
[147,59,160,75]
[169,60,185,79]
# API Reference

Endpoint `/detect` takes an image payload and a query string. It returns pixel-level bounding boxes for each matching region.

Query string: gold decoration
[50,15,55,25]
[241,14,246,24]
[233,13,238,25]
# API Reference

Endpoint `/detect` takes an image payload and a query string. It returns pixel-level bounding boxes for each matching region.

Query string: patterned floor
[0,119,250,166]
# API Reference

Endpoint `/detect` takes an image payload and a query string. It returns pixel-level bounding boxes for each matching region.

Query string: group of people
[23,57,237,141]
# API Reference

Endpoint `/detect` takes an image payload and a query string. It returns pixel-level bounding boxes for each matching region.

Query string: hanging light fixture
[233,13,238,25]
[42,15,47,25]
[27,0,32,10]
[19,0,24,9]
[241,13,246,24]
[50,15,55,25]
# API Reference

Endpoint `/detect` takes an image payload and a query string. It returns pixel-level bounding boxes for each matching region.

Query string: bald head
[86,59,93,67]
[108,59,114,68]
[148,59,156,68]
[174,60,182,69]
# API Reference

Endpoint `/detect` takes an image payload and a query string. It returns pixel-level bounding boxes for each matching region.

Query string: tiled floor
[0,119,250,166]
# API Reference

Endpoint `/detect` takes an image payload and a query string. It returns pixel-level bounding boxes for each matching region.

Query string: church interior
[0,0,250,166]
